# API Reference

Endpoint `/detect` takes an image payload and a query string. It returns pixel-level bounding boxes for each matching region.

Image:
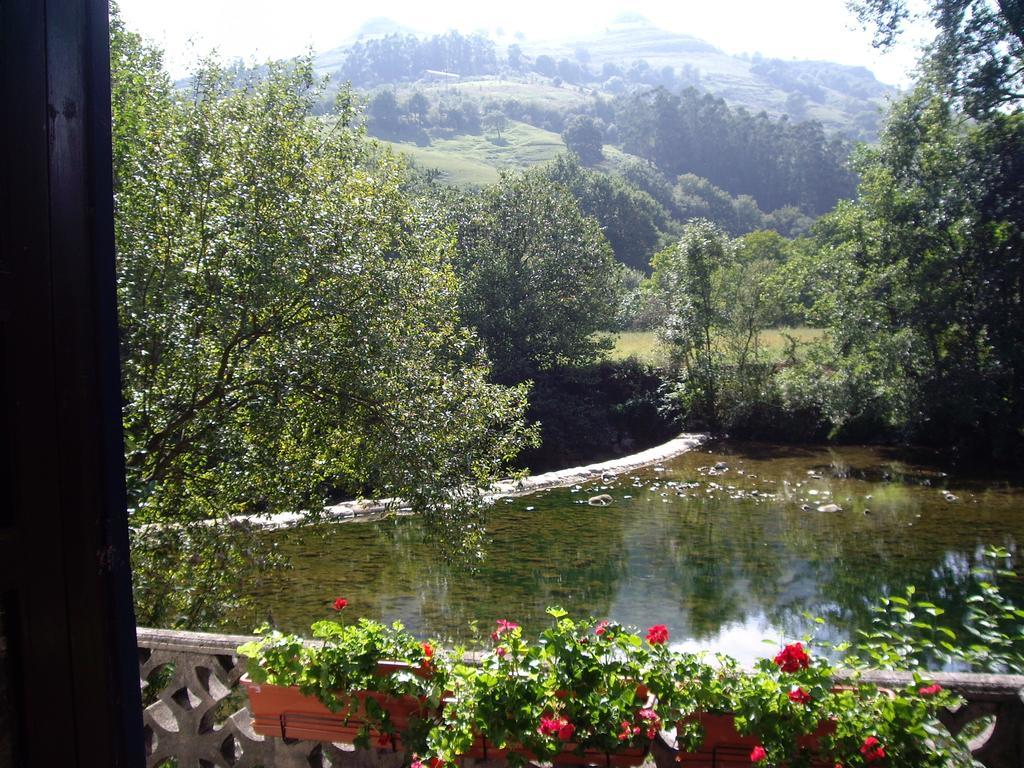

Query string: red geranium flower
[788,687,812,705]
[860,736,886,762]
[539,715,574,741]
[646,624,669,645]
[617,719,641,741]
[332,597,348,611]
[918,683,942,696]
[595,620,610,636]
[750,745,767,762]
[773,642,810,672]
[421,642,434,658]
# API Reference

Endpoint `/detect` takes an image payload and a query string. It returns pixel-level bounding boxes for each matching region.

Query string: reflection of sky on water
[672,615,777,664]
[237,441,1024,664]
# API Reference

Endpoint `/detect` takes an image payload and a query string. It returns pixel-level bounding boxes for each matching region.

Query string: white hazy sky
[117,0,933,87]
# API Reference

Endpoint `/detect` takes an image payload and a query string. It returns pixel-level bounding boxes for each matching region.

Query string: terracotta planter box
[459,740,648,767]
[675,712,833,767]
[242,675,430,746]
[553,743,649,767]
[460,736,510,761]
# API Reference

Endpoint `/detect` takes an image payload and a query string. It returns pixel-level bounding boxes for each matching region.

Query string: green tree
[544,155,671,272]
[850,0,1024,114]
[795,86,1024,455]
[482,109,509,140]
[405,91,430,126]
[561,115,605,165]
[651,222,785,430]
[507,44,525,71]
[650,221,728,425]
[454,171,624,383]
[534,55,557,78]
[111,19,535,627]
[367,89,401,134]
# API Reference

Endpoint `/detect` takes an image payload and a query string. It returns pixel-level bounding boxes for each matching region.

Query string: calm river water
[236,441,1024,664]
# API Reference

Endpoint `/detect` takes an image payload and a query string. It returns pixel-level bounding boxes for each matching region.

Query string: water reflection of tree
[236,443,1024,657]
[651,442,1024,650]
[241,492,631,641]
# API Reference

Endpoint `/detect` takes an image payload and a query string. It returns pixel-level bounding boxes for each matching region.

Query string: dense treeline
[329,28,886,135]
[614,87,857,214]
[339,32,498,86]
[361,82,854,219]
[642,60,1024,462]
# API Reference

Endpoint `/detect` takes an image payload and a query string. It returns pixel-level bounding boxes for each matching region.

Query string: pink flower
[773,642,810,672]
[860,737,886,763]
[411,758,425,768]
[788,687,812,705]
[646,624,669,645]
[638,708,661,738]
[750,745,767,762]
[490,619,519,641]
[918,683,943,696]
[495,646,507,658]
[332,597,348,611]
[595,620,610,636]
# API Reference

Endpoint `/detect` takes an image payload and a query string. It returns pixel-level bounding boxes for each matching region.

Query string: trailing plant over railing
[238,602,439,748]
[841,546,1024,674]
[237,603,974,767]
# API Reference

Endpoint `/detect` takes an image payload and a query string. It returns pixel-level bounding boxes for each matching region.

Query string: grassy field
[607,327,826,366]
[382,120,569,186]
[381,120,648,187]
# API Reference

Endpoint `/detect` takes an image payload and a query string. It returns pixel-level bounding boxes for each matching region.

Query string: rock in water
[817,503,843,513]
[588,494,613,506]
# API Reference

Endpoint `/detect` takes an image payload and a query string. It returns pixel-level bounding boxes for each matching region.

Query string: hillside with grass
[381,121,639,187]
[313,15,895,141]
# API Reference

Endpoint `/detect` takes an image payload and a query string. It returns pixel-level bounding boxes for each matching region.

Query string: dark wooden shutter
[0,1,144,765]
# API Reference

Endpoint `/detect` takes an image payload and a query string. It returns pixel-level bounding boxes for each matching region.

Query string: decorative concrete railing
[138,627,1024,768]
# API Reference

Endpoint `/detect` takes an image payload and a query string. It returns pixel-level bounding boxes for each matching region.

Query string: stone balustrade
[138,627,1024,768]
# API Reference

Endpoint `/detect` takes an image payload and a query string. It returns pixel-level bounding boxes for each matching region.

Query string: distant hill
[312,16,895,141]
[521,17,893,138]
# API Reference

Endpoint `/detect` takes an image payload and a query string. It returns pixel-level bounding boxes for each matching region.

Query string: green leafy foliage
[845,547,1024,673]
[850,0,1024,115]
[786,87,1024,456]
[238,612,439,747]
[111,15,536,628]
[452,170,624,383]
[543,154,671,273]
[561,115,605,165]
